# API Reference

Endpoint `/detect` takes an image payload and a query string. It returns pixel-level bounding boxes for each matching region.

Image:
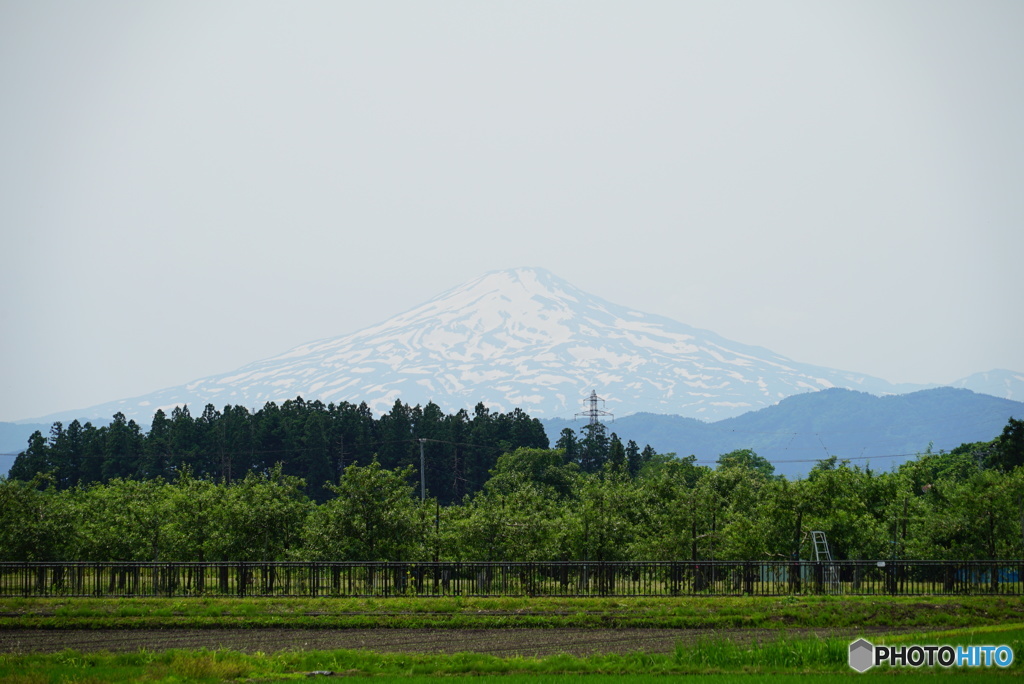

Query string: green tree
[161,470,222,561]
[0,475,72,561]
[450,448,579,561]
[454,480,568,561]
[629,455,712,560]
[302,460,428,561]
[716,449,777,479]
[625,440,641,478]
[555,428,578,466]
[899,444,981,490]
[910,468,1024,560]
[486,447,577,498]
[707,463,772,560]
[291,402,334,503]
[68,478,167,561]
[211,465,311,561]
[608,433,626,472]
[45,422,84,488]
[566,469,639,562]
[219,404,255,483]
[578,422,609,473]
[797,457,891,560]
[139,410,172,480]
[8,431,50,483]
[78,422,105,484]
[100,413,144,481]
[57,419,86,487]
[990,417,1024,472]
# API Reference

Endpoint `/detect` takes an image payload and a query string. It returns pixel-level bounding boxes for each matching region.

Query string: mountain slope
[543,387,1023,477]
[951,369,1024,401]
[28,267,930,425]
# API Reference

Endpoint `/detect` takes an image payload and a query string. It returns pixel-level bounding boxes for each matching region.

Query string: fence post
[3,560,1014,599]
[789,559,800,594]
[885,563,897,595]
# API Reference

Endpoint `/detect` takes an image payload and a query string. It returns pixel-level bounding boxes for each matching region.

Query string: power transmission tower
[575,390,613,425]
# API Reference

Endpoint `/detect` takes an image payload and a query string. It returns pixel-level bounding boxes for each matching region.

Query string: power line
[0,436,506,461]
[689,452,931,466]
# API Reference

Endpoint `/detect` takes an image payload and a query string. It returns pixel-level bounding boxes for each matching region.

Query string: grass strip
[2,627,1022,682]
[0,642,863,681]
[2,594,1022,630]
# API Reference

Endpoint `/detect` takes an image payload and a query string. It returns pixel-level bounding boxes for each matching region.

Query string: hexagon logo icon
[849,638,874,672]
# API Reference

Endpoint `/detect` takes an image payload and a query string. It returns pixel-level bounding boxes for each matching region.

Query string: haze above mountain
[24,267,1024,425]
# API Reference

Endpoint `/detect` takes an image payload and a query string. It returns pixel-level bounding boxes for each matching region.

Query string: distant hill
[543,387,1024,478]
[0,421,49,477]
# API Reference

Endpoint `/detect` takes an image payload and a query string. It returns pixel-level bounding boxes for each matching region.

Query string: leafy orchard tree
[161,470,223,562]
[67,478,167,562]
[5,420,1024,563]
[565,467,641,562]
[0,475,73,562]
[909,467,1024,560]
[449,448,578,561]
[628,456,712,561]
[452,480,568,562]
[797,457,890,560]
[485,447,578,498]
[211,465,312,561]
[302,460,429,561]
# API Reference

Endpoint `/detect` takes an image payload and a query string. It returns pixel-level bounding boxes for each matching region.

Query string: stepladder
[810,530,840,593]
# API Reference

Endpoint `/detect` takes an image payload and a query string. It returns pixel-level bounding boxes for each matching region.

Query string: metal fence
[0,560,1020,598]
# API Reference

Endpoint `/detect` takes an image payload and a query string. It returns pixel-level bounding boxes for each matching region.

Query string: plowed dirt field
[0,626,912,657]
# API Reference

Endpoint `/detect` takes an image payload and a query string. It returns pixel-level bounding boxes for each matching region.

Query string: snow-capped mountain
[24,268,1021,424]
[950,369,1024,401]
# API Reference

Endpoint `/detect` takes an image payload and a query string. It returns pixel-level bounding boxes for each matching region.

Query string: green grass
[1,625,1021,681]
[3,597,1022,680]
[355,678,1016,683]
[3,594,1022,630]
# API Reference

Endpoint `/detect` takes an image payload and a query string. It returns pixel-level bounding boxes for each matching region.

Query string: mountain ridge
[15,267,1023,426]
[542,386,1024,478]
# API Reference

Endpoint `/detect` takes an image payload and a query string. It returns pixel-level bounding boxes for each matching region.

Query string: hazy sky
[2,1,1022,422]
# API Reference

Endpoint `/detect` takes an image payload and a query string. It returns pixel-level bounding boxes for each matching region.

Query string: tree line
[2,411,1022,563]
[7,398,560,504]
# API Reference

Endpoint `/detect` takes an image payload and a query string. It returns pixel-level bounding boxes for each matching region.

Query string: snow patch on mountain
[23,267,1019,426]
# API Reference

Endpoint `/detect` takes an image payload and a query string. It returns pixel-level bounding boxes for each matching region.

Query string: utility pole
[419,438,426,501]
